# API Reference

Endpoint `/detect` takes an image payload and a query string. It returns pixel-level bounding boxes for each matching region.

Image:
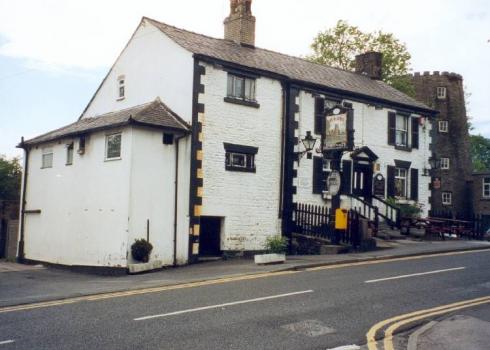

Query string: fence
[429,210,488,239]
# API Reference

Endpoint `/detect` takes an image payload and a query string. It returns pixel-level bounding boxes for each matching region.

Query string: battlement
[409,71,463,80]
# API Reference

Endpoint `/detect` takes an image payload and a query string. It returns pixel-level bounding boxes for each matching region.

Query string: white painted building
[18,0,436,270]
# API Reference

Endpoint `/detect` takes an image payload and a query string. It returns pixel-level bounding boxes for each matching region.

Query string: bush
[265,236,288,254]
[131,239,153,263]
[386,197,423,219]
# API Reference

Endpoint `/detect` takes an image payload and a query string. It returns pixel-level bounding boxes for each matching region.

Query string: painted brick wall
[200,64,282,251]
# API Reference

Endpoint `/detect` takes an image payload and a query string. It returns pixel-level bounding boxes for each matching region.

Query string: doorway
[352,162,373,200]
[0,219,7,259]
[199,217,222,256]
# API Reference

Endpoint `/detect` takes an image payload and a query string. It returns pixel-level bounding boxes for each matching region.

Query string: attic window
[117,76,125,100]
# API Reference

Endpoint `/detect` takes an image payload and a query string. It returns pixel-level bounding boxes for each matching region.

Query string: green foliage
[307,20,415,96]
[386,197,422,219]
[0,155,22,200]
[131,239,153,263]
[470,134,490,171]
[265,235,288,254]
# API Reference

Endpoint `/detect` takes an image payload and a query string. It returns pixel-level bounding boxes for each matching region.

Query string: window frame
[41,147,54,169]
[440,157,450,170]
[394,167,408,199]
[223,142,258,173]
[442,191,452,205]
[483,178,490,199]
[438,120,449,133]
[105,133,122,161]
[117,75,125,100]
[436,86,447,99]
[66,143,74,166]
[226,73,257,103]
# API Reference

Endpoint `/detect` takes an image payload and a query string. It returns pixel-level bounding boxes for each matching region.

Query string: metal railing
[372,196,400,228]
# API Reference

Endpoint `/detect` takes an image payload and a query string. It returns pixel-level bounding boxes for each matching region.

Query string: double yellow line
[366,295,490,350]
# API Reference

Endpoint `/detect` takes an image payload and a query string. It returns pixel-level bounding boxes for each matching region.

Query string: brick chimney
[224,0,256,47]
[355,52,383,80]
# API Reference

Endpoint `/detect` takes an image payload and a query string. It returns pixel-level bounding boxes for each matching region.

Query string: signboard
[327,170,341,196]
[324,107,348,151]
[373,173,385,197]
[433,177,441,190]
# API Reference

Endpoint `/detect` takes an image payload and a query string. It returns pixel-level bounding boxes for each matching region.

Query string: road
[1,250,489,349]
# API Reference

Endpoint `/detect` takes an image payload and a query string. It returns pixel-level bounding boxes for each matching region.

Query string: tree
[470,134,490,171]
[0,155,22,201]
[307,20,415,96]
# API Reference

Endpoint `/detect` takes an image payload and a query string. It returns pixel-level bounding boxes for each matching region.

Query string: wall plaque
[373,173,385,197]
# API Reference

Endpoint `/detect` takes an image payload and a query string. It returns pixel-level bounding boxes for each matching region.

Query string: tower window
[440,157,450,170]
[438,120,449,133]
[436,87,447,99]
[442,192,452,205]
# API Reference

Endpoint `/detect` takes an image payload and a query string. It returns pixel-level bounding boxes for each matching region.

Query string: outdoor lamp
[429,157,441,170]
[295,131,317,162]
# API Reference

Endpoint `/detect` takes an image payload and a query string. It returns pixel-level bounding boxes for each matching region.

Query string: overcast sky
[0,0,488,158]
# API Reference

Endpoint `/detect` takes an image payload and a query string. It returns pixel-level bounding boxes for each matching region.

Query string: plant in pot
[387,198,423,234]
[254,235,288,265]
[131,239,153,263]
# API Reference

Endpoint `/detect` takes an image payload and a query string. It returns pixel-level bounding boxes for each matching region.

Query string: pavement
[0,239,489,309]
[0,246,489,349]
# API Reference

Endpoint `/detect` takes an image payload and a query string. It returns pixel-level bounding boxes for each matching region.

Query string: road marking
[134,290,314,321]
[0,249,488,315]
[307,248,490,271]
[364,267,465,283]
[0,340,14,345]
[365,295,490,350]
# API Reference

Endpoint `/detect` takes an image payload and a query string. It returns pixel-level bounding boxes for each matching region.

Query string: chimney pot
[355,52,383,80]
[224,0,256,47]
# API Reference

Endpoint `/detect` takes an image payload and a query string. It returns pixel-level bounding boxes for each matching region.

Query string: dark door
[0,219,7,259]
[199,217,222,256]
[352,163,373,200]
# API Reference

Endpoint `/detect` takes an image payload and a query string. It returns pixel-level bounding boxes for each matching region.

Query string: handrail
[372,196,401,228]
[349,194,379,226]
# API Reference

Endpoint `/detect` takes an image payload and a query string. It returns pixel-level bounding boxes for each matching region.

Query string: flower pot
[254,253,286,265]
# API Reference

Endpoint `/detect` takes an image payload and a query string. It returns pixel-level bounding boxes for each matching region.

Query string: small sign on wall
[433,177,441,190]
[373,173,385,197]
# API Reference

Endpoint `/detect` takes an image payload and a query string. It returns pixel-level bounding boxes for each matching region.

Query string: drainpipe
[18,137,28,261]
[173,133,189,266]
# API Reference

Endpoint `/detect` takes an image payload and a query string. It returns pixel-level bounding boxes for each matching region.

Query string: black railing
[372,196,401,228]
[349,194,379,231]
[293,203,332,240]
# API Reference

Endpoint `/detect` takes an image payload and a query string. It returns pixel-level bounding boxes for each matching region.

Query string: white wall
[127,127,191,266]
[82,20,194,123]
[23,129,132,267]
[200,64,283,251]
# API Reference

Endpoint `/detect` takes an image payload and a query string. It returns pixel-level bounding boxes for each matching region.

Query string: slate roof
[23,98,190,146]
[145,17,434,113]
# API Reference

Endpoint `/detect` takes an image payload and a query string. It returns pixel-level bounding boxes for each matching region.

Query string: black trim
[411,168,419,201]
[394,159,412,169]
[224,67,260,79]
[395,145,412,152]
[411,117,419,149]
[224,97,260,108]
[314,97,325,134]
[341,160,352,195]
[387,165,396,198]
[388,111,396,146]
[313,156,326,194]
[351,146,379,162]
[223,143,258,154]
[225,165,256,173]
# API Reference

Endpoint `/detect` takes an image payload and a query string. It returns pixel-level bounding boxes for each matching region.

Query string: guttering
[173,133,189,266]
[16,137,28,261]
[193,53,437,117]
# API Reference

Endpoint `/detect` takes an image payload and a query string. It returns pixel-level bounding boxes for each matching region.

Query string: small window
[442,192,452,205]
[483,178,490,198]
[440,157,450,170]
[105,133,122,160]
[66,143,74,165]
[438,120,449,133]
[41,148,53,168]
[436,87,447,99]
[163,133,174,145]
[395,114,409,147]
[117,76,125,100]
[223,143,258,173]
[227,74,256,102]
[394,167,408,199]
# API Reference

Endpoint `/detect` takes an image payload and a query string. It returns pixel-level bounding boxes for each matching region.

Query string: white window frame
[105,133,122,161]
[440,157,450,170]
[66,143,74,165]
[117,75,125,100]
[438,120,449,133]
[436,86,447,99]
[227,74,256,102]
[41,148,53,169]
[483,178,490,199]
[442,192,452,205]
[394,167,408,199]
[395,114,409,147]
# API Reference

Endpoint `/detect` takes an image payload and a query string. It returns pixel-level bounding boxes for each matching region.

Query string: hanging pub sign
[324,106,349,151]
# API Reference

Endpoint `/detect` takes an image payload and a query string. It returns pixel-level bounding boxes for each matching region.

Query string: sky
[0,0,489,158]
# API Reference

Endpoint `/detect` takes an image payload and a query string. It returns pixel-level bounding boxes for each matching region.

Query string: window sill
[40,166,53,169]
[117,97,125,101]
[224,97,260,108]
[105,157,122,162]
[225,165,256,173]
[394,145,412,152]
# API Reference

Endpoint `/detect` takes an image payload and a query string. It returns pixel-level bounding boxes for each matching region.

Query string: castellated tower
[224,0,256,46]
[410,71,473,218]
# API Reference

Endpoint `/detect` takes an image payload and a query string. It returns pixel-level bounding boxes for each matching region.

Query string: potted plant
[131,239,153,263]
[254,235,288,265]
